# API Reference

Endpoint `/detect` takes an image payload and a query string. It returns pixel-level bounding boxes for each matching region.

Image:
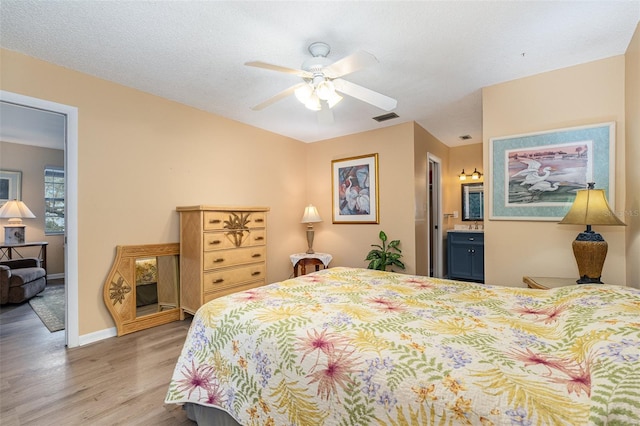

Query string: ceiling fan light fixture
[326,91,343,108]
[315,79,334,101]
[294,84,314,104]
[304,93,322,111]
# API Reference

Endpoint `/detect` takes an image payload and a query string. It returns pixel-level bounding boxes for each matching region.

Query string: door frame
[1,90,79,347]
[427,153,443,278]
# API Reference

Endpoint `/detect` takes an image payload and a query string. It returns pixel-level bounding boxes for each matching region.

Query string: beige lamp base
[306,227,315,254]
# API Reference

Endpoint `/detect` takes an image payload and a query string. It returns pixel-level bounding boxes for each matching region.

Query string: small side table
[290,253,332,277]
[523,276,579,289]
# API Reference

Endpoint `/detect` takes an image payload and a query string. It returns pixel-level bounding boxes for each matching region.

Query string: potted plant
[365,230,406,271]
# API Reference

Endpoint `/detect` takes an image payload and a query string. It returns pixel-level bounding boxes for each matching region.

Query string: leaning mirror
[103,243,180,336]
[461,183,484,221]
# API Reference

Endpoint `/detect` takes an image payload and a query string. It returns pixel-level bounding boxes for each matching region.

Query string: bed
[165,267,640,425]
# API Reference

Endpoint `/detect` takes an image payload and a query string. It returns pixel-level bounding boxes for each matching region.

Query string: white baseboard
[79,327,117,346]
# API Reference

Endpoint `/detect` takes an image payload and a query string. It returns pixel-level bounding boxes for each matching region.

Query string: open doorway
[427,154,443,278]
[0,90,79,347]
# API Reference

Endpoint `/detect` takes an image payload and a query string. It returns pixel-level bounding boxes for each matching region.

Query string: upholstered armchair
[0,257,47,304]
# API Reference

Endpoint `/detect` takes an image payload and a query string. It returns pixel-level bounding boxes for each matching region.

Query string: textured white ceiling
[0,1,638,149]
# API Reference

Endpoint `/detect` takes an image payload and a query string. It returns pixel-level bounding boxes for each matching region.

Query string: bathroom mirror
[461,183,484,221]
[103,243,180,336]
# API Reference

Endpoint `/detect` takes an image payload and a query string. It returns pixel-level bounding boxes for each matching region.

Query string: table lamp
[0,200,36,244]
[559,183,625,284]
[301,204,322,254]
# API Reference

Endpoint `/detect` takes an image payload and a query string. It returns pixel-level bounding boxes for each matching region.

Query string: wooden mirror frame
[103,243,180,336]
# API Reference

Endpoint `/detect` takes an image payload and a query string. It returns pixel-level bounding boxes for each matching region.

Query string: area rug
[29,285,65,332]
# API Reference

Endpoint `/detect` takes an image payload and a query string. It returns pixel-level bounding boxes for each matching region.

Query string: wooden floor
[0,283,195,425]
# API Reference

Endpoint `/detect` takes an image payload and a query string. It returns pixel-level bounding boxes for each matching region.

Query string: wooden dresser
[177,205,269,316]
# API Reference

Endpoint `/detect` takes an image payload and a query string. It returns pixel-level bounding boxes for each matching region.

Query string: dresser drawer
[203,246,266,270]
[203,211,267,231]
[203,264,266,293]
[203,279,266,304]
[203,229,266,251]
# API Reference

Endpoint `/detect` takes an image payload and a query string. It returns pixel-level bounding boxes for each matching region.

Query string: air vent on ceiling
[372,112,399,122]
[459,134,472,140]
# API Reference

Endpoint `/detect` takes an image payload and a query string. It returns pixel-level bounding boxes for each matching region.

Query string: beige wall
[625,23,640,288]
[0,142,65,275]
[1,49,308,335]
[305,122,418,273]
[483,56,627,286]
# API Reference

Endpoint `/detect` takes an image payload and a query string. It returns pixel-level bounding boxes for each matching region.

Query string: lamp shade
[301,205,322,224]
[559,188,625,226]
[0,200,36,222]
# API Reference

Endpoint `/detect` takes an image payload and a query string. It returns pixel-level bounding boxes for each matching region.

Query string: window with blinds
[44,167,65,234]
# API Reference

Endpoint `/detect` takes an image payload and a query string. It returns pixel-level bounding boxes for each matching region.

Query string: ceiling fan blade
[250,83,305,111]
[323,51,378,79]
[333,78,397,111]
[317,100,334,125]
[245,61,312,78]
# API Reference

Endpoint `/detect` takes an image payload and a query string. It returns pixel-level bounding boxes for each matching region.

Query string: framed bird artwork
[489,122,615,221]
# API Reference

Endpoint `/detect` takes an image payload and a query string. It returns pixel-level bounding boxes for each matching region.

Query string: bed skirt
[184,403,241,426]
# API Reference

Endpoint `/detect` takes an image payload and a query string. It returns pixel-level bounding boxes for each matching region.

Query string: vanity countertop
[448,229,484,233]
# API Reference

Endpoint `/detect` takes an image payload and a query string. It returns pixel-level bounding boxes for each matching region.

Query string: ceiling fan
[245,42,397,124]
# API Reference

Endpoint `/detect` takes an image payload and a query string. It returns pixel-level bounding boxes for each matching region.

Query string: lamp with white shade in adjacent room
[301,204,322,254]
[0,200,36,244]
[558,182,626,284]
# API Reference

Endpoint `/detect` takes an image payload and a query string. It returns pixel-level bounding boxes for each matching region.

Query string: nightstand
[523,276,579,289]
[290,253,332,277]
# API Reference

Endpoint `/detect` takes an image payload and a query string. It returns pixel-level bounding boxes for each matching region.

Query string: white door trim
[427,153,443,278]
[0,90,79,347]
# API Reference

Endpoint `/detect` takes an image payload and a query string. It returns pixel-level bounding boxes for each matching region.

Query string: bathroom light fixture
[459,168,483,181]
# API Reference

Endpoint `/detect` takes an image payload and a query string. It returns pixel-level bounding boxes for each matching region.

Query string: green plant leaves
[365,231,406,271]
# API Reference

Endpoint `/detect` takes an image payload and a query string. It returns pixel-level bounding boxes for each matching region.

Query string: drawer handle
[209,219,222,224]
[252,253,262,258]
[213,278,224,284]
[209,240,221,245]
[251,271,261,276]
[255,236,264,241]
[468,237,475,241]
[255,218,264,223]
[213,258,225,263]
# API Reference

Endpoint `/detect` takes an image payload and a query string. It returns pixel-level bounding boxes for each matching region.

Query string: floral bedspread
[165,267,640,425]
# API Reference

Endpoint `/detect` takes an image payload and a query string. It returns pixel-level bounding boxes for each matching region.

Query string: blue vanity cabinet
[447,232,484,283]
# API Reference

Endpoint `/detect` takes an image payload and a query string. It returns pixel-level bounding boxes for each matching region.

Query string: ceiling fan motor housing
[308,42,330,57]
[302,42,332,74]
